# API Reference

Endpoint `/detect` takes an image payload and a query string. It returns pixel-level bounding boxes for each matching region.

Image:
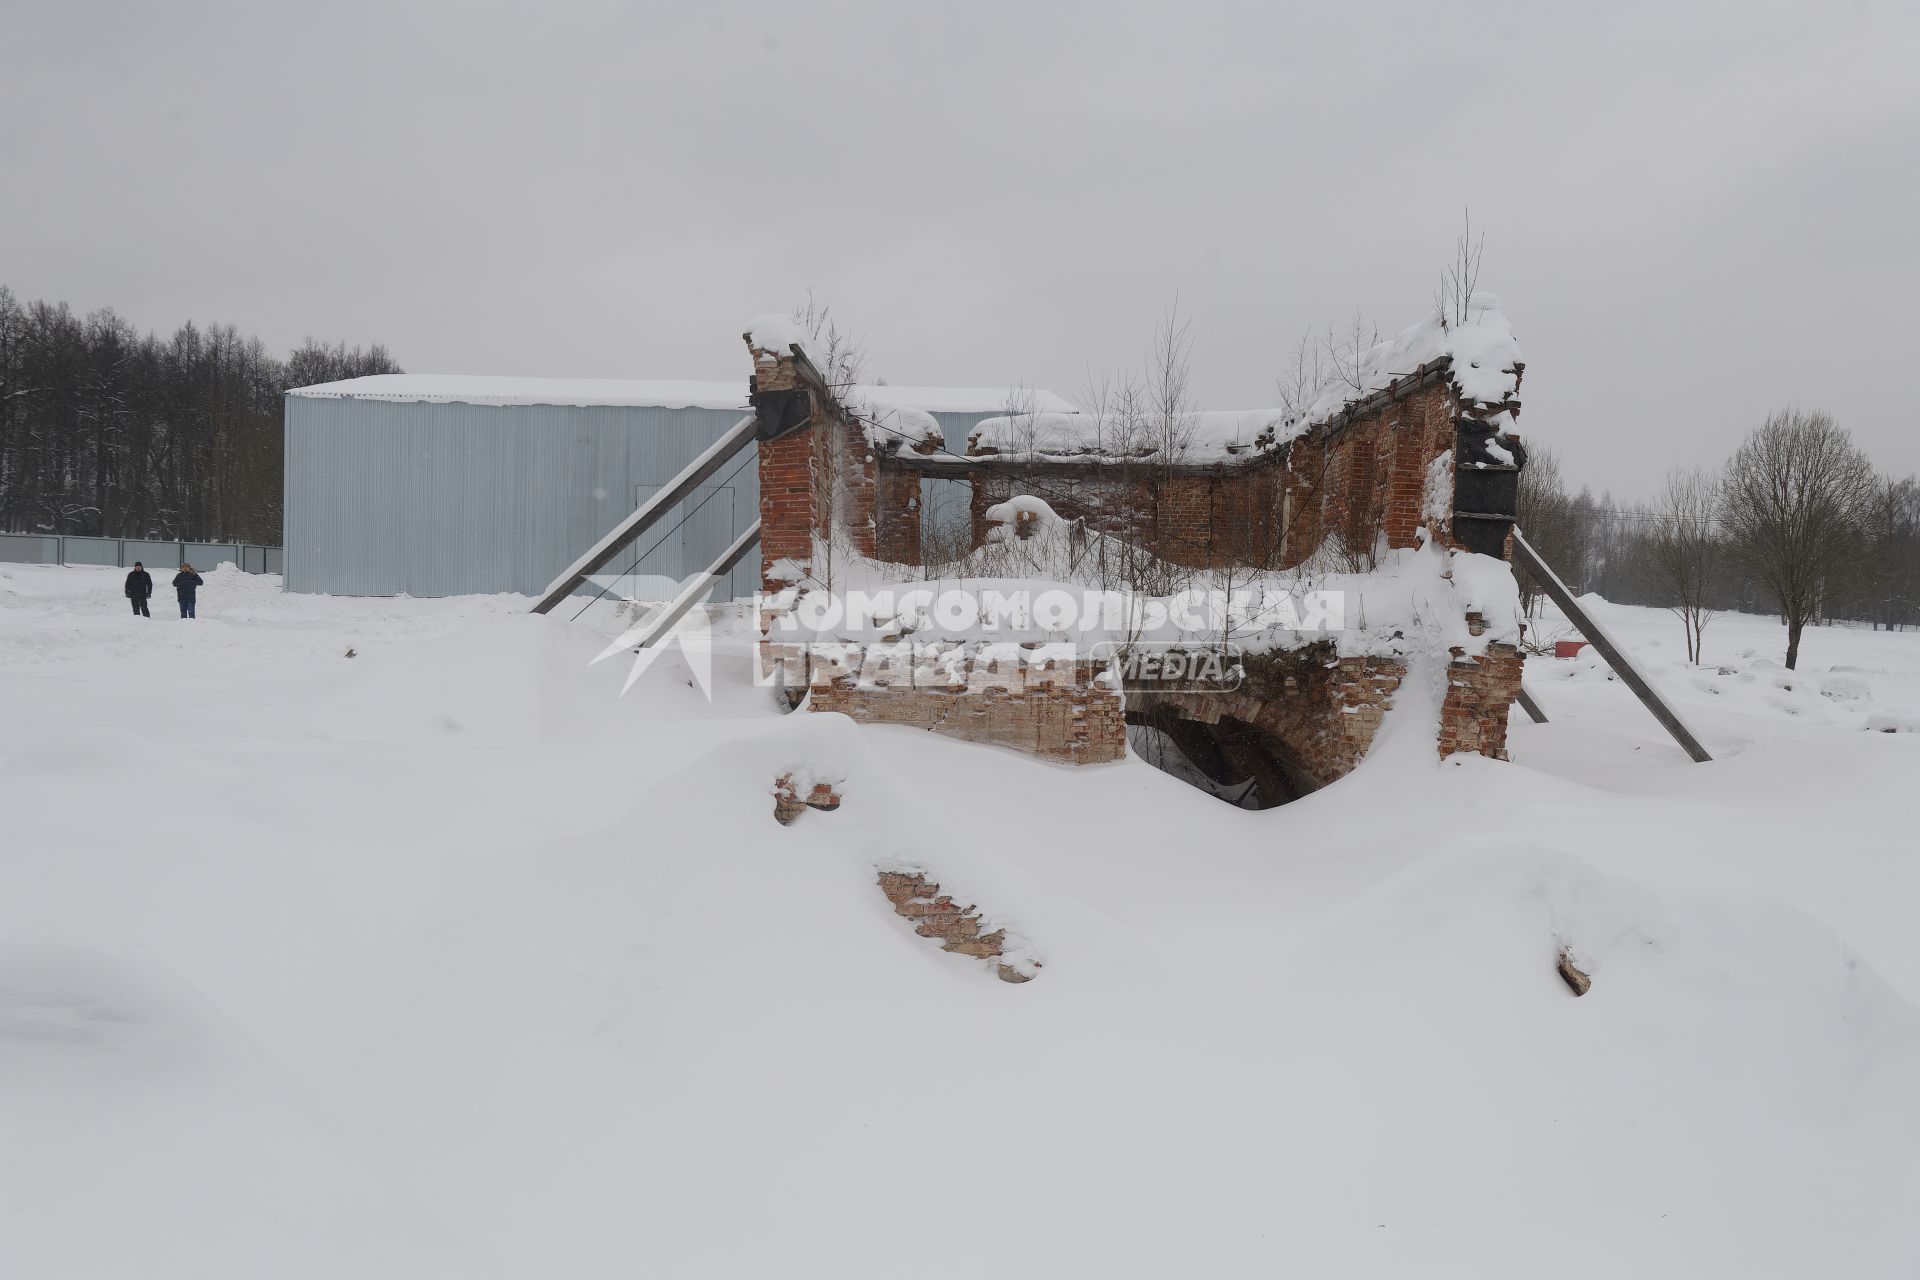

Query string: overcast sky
[3,0,1915,496]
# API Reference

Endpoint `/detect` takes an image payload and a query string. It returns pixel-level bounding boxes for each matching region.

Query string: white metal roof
[288,374,1079,416]
[286,375,751,410]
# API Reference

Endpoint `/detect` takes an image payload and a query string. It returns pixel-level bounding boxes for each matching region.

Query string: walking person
[173,563,204,619]
[124,562,153,618]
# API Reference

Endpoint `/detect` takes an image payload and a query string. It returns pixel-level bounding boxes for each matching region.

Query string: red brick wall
[748,339,888,586]
[921,371,1471,574]
[807,651,1125,764]
[874,463,922,565]
[757,429,816,591]
[961,462,1286,570]
[1132,649,1406,789]
[1137,633,1525,787]
[1440,615,1526,760]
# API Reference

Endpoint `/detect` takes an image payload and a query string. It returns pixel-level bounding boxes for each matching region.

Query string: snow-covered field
[3,562,1918,1277]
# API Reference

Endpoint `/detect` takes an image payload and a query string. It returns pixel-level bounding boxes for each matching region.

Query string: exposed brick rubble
[772,771,842,826]
[1557,948,1592,997]
[876,869,1035,984]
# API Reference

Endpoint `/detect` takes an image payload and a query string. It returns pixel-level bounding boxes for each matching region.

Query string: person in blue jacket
[173,563,204,618]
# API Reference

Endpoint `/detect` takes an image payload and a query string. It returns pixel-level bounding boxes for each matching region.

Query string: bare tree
[1513,444,1588,618]
[1322,311,1380,397]
[1845,475,1920,630]
[792,289,865,390]
[1434,210,1484,331]
[1645,467,1722,663]
[1274,328,1329,423]
[1719,408,1877,668]
[1144,298,1199,461]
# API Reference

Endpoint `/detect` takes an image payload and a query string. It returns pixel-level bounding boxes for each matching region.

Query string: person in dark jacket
[173,563,204,619]
[124,562,153,617]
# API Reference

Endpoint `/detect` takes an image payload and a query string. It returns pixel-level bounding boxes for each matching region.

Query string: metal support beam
[1511,529,1712,763]
[1516,683,1548,724]
[530,414,759,614]
[618,522,762,653]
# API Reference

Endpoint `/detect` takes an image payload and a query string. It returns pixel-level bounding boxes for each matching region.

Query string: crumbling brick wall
[768,349,1521,585]
[1132,633,1524,788]
[806,647,1125,765]
[930,361,1488,574]
[748,336,1524,776]
[1131,646,1406,790]
[1439,615,1526,761]
[961,460,1287,570]
[873,463,922,565]
[747,334,889,589]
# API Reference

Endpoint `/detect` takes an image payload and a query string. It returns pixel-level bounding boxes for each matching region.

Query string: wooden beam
[1516,683,1548,724]
[1511,529,1712,763]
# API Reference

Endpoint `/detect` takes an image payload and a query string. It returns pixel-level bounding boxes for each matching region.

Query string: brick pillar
[874,462,922,565]
[1279,438,1325,570]
[747,337,817,592]
[970,471,1009,549]
[758,429,816,592]
[834,421,880,559]
[1439,612,1525,761]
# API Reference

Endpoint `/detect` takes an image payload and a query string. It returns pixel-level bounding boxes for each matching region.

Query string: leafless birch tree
[1646,467,1722,663]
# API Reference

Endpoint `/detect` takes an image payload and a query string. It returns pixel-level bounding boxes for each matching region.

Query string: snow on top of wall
[1298,291,1522,423]
[287,375,751,411]
[968,408,1288,462]
[840,389,945,451]
[963,293,1522,463]
[746,312,812,357]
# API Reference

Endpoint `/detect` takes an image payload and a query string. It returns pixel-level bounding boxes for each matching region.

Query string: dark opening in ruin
[1125,707,1314,810]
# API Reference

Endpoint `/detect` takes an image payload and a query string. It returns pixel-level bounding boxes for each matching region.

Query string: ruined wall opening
[1125,707,1314,810]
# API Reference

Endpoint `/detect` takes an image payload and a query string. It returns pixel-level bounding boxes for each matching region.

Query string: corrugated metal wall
[921,411,999,551]
[284,396,760,599]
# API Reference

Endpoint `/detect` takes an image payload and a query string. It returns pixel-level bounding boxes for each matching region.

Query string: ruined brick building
[744,298,1530,802]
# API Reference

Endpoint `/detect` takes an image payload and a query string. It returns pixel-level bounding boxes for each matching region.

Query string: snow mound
[320,613,628,744]
[0,939,462,1275]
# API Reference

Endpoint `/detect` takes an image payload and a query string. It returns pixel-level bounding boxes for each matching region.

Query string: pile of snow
[837,386,945,452]
[4,564,1920,1274]
[746,311,814,363]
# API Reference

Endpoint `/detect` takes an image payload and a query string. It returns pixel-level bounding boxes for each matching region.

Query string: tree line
[0,286,398,546]
[1519,409,1920,668]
